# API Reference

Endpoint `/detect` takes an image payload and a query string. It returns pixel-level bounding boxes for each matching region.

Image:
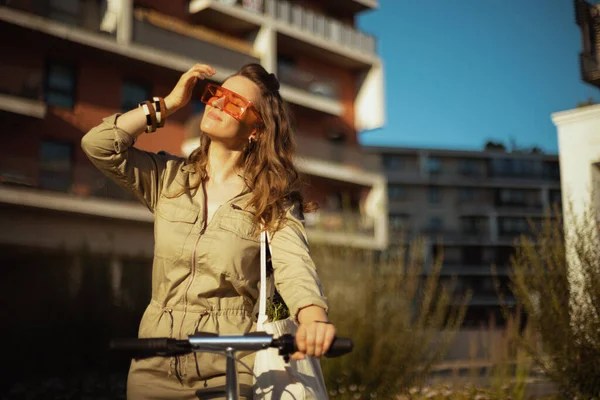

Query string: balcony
[305,210,375,237]
[580,52,600,88]
[494,201,545,215]
[0,156,136,203]
[419,229,507,245]
[0,64,46,119]
[276,60,344,116]
[0,154,156,226]
[4,0,113,35]
[132,8,259,74]
[278,60,341,101]
[436,264,511,277]
[0,3,254,84]
[295,134,382,179]
[268,0,377,67]
[188,0,378,67]
[327,0,379,13]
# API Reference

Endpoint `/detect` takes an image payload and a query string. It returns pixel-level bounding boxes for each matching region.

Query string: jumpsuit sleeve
[81,113,181,212]
[269,203,329,323]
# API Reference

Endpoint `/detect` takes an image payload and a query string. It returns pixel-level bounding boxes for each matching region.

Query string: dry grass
[311,238,469,399]
[506,204,600,399]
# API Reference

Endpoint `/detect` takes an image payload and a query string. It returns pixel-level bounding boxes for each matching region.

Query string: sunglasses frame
[201,83,263,125]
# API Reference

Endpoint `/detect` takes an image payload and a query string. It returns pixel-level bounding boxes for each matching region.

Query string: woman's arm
[269,203,336,359]
[80,64,215,211]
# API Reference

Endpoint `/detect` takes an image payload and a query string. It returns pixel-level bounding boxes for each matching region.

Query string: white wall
[552,104,600,219]
[552,104,600,326]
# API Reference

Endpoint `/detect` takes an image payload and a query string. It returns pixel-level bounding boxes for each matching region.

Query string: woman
[81,63,336,399]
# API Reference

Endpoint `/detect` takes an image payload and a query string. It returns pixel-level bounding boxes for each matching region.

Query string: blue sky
[357,0,600,154]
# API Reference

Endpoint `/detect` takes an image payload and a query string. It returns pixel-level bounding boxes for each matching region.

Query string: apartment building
[369,145,561,325]
[0,0,387,391]
[0,0,388,262]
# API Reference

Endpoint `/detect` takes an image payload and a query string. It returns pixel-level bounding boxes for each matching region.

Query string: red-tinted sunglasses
[201,83,263,125]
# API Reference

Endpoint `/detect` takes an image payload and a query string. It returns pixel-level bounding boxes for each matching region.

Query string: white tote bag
[253,230,329,400]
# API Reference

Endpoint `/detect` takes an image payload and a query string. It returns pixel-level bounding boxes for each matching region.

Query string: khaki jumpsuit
[81,115,329,399]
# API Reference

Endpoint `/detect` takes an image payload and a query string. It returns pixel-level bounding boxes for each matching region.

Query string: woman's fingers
[313,323,326,357]
[305,325,316,357]
[189,64,216,80]
[322,324,337,356]
[294,322,337,359]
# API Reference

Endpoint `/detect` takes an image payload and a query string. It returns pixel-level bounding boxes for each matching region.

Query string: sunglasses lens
[224,102,243,118]
[201,85,261,123]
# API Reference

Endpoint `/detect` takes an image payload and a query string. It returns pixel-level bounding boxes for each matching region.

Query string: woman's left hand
[292,320,337,360]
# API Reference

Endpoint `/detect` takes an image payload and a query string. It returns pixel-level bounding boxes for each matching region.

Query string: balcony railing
[265,0,376,55]
[494,201,544,212]
[580,52,600,82]
[295,134,383,174]
[420,229,494,244]
[277,61,341,101]
[6,0,115,35]
[0,156,135,202]
[304,210,375,236]
[133,8,259,71]
[0,155,382,239]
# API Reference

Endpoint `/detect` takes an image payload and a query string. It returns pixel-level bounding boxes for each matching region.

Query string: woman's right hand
[164,64,216,117]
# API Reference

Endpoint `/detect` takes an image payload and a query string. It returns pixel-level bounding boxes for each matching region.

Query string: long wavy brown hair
[173,63,316,233]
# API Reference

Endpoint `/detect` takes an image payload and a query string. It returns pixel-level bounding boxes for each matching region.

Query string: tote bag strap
[257,228,273,331]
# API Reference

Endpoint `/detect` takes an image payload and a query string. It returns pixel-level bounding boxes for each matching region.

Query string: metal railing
[265,0,377,55]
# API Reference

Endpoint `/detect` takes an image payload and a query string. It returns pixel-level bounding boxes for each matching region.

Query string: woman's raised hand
[164,64,216,117]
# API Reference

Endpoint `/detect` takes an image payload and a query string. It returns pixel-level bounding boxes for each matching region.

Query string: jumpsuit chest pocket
[155,200,200,261]
[218,207,260,243]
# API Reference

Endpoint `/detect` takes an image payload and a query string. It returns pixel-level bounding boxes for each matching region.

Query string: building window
[459,187,476,201]
[389,214,409,233]
[499,217,528,235]
[428,186,441,204]
[388,185,407,201]
[39,140,73,192]
[383,155,403,170]
[549,189,562,208]
[45,62,76,108]
[428,216,443,232]
[490,158,539,178]
[426,156,441,174]
[498,189,526,206]
[122,79,150,112]
[458,159,480,176]
[461,217,486,235]
[543,161,560,181]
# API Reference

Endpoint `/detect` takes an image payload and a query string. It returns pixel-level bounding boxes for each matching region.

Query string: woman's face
[200,75,261,148]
